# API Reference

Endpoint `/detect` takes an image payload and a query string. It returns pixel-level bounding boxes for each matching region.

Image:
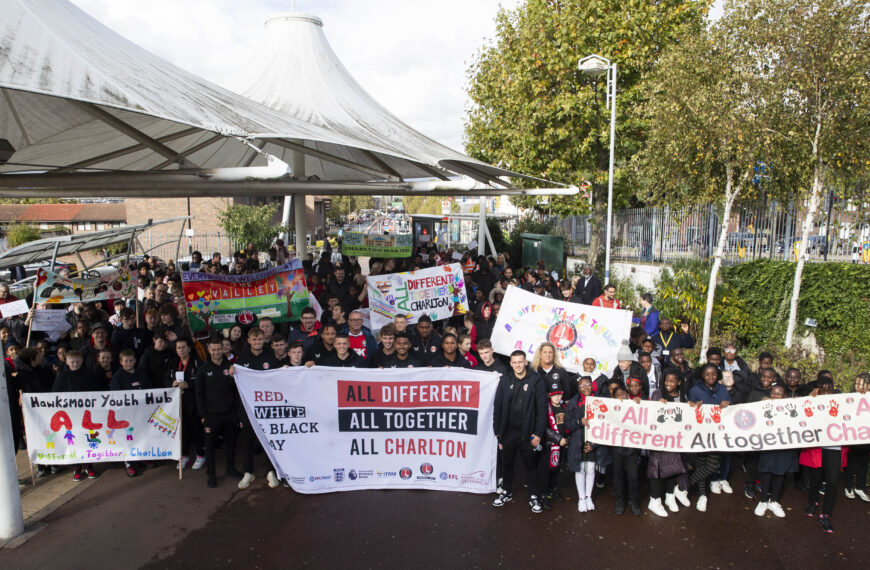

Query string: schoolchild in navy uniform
[754,384,799,518]
[609,385,642,515]
[566,376,597,512]
[542,382,567,511]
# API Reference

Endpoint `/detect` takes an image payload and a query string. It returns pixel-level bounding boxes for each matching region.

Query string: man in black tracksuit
[234,328,280,489]
[491,350,547,514]
[196,337,242,488]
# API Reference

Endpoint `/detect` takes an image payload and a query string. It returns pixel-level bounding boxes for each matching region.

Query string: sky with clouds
[70,1,723,155]
[70,0,522,153]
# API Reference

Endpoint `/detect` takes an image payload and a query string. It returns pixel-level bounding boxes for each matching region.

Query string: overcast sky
[71,0,522,153]
[70,1,722,154]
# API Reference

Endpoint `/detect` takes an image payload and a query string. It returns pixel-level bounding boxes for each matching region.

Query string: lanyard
[178,358,189,373]
[661,331,674,348]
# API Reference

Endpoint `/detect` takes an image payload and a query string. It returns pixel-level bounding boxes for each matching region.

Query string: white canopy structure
[0,1,570,190]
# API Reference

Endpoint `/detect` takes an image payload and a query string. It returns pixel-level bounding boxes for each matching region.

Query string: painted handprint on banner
[829,400,839,417]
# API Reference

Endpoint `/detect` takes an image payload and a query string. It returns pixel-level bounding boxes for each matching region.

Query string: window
[84,222,92,230]
[77,223,85,231]
[97,223,105,230]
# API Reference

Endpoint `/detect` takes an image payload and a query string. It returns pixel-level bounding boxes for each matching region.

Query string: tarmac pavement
[2,450,869,569]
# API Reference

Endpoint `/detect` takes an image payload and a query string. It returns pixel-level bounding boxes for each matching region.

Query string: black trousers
[500,429,543,498]
[241,423,268,474]
[759,472,784,502]
[743,452,759,488]
[806,449,842,516]
[689,453,721,496]
[612,450,640,504]
[649,476,677,500]
[204,412,237,476]
[844,447,869,491]
[181,406,205,458]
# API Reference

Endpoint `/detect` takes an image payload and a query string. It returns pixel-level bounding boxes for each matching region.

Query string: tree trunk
[785,161,824,348]
[586,183,607,270]
[700,164,739,363]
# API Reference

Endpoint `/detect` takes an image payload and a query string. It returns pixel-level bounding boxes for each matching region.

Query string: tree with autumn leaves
[464,0,712,267]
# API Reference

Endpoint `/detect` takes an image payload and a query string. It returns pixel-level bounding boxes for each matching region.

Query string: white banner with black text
[235,366,499,494]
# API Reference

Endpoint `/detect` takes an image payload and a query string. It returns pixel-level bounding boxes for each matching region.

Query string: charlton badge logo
[546,319,577,350]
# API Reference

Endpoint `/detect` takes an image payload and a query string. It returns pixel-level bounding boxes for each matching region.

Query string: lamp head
[578,54,610,76]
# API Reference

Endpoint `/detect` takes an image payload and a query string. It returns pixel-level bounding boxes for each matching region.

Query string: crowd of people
[1,239,867,535]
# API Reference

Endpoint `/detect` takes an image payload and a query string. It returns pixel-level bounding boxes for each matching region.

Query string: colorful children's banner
[35,267,135,304]
[585,392,870,453]
[235,365,498,494]
[341,232,413,258]
[366,263,469,330]
[22,388,181,464]
[490,286,632,375]
[181,261,309,334]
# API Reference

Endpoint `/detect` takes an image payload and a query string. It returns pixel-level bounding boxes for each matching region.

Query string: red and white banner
[235,366,498,494]
[585,393,870,452]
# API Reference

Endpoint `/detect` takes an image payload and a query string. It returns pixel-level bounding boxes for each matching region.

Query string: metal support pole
[292,148,307,259]
[281,196,293,244]
[604,63,617,283]
[0,350,25,539]
[477,196,486,257]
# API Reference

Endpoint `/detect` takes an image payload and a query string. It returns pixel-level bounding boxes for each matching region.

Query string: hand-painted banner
[35,267,135,304]
[181,261,309,334]
[341,232,413,258]
[585,393,870,453]
[22,388,181,464]
[235,365,498,494]
[490,286,632,375]
[366,263,469,330]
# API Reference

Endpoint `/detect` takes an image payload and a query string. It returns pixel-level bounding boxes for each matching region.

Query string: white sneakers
[855,489,870,502]
[755,500,786,517]
[578,499,588,513]
[267,470,280,488]
[719,480,733,494]
[768,501,786,518]
[192,456,206,470]
[710,480,722,494]
[238,472,255,489]
[178,456,190,470]
[585,497,595,511]
[648,498,669,517]
[674,487,691,507]
[664,492,679,513]
[696,495,708,512]
[845,488,855,499]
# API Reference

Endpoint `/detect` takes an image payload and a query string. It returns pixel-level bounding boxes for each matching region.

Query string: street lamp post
[579,54,617,283]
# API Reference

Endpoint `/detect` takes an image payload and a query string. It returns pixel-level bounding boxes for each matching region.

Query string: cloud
[71,0,519,152]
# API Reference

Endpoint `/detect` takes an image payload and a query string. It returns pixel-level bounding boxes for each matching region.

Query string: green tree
[464,0,711,267]
[327,195,374,223]
[217,202,289,251]
[633,20,771,359]
[402,196,443,215]
[5,222,42,247]
[718,0,870,347]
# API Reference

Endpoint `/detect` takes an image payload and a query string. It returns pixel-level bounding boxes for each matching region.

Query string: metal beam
[73,102,200,168]
[55,127,201,172]
[361,150,404,182]
[150,134,224,170]
[266,138,396,181]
